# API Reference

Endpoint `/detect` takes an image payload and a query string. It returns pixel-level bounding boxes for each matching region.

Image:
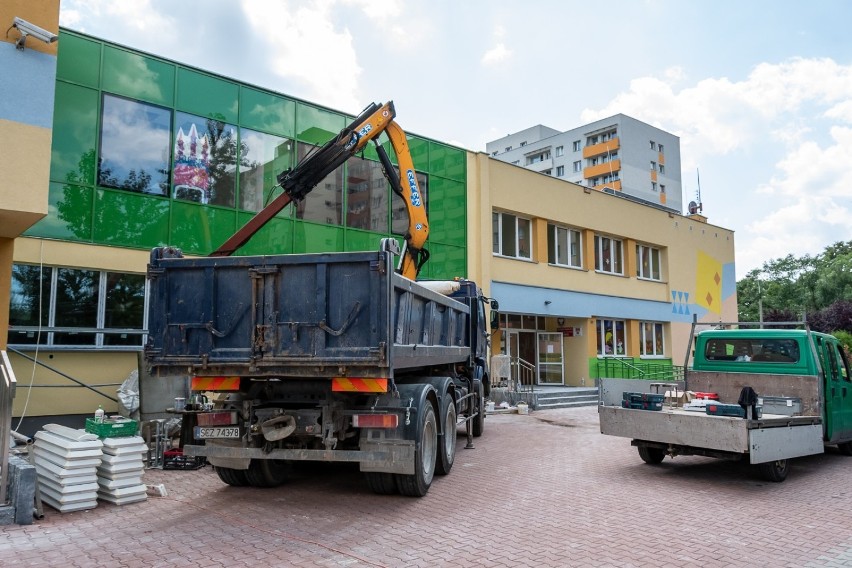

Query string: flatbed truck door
[819,336,852,442]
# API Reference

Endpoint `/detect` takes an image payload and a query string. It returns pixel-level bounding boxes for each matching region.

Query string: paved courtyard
[4,405,852,567]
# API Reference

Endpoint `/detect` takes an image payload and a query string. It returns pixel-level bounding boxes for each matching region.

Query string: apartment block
[486,114,682,213]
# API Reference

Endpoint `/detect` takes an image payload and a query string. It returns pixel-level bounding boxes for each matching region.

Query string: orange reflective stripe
[331,378,388,393]
[191,376,241,391]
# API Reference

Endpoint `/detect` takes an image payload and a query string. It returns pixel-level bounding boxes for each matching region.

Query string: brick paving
[4,406,852,567]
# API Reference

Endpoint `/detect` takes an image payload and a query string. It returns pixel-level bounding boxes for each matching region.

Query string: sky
[58,0,852,280]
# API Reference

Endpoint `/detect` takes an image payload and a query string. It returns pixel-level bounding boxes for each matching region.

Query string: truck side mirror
[490,299,500,331]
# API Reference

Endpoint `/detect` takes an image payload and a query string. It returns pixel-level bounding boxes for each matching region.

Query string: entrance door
[537,332,564,385]
[506,330,537,388]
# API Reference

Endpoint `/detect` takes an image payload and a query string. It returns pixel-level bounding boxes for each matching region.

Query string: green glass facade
[33,30,468,279]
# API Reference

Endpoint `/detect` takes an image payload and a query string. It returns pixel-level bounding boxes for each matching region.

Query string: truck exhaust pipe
[261,415,297,441]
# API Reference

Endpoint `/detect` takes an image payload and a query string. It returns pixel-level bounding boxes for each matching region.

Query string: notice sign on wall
[558,327,582,337]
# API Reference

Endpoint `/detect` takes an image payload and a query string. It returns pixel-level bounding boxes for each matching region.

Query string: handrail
[1,350,18,504]
[596,357,684,382]
[510,356,536,393]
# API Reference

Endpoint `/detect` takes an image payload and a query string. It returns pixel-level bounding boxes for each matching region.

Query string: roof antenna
[687,168,704,215]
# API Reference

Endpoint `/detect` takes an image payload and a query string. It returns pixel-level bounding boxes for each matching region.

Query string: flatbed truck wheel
[638,445,665,464]
[838,442,852,456]
[435,396,457,476]
[758,459,789,482]
[396,403,437,497]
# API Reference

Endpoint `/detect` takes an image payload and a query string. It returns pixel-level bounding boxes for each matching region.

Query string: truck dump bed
[145,249,471,378]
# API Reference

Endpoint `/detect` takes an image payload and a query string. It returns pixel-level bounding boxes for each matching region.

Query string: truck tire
[758,459,789,482]
[638,445,665,464]
[435,396,457,476]
[215,466,250,487]
[245,459,289,488]
[396,403,437,497]
[838,442,852,456]
[365,472,397,495]
[472,381,485,438]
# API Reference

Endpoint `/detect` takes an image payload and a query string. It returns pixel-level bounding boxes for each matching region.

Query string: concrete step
[533,389,600,410]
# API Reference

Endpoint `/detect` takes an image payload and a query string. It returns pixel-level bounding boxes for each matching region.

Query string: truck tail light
[352,414,399,428]
[196,411,238,426]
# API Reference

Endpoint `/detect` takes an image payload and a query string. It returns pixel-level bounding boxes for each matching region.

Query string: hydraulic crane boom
[210,101,429,280]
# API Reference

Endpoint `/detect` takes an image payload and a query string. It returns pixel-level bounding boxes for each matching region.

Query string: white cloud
[481,24,511,67]
[581,57,852,277]
[241,1,362,112]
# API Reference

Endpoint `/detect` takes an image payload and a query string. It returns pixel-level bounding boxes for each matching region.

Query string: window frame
[7,263,148,351]
[636,244,662,281]
[640,321,665,357]
[594,234,624,275]
[493,211,532,260]
[596,318,626,356]
[547,223,582,269]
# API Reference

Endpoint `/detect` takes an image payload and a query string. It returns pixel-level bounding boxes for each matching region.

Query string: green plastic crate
[85,417,138,438]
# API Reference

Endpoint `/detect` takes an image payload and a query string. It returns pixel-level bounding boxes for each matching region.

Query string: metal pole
[0,351,18,505]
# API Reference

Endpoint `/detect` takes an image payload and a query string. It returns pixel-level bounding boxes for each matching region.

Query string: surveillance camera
[12,17,58,49]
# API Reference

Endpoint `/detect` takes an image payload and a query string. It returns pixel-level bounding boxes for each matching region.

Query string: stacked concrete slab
[32,425,103,513]
[97,436,148,505]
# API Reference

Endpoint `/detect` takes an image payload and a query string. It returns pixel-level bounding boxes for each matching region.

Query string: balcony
[591,180,622,191]
[583,159,621,179]
[525,156,553,173]
[582,137,620,159]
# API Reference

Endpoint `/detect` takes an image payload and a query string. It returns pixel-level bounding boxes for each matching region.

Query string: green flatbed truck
[598,321,852,482]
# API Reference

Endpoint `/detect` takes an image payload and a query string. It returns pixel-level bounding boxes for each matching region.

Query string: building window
[548,224,582,268]
[649,140,656,150]
[651,182,657,192]
[650,161,656,171]
[520,141,527,147]
[597,319,626,356]
[511,160,520,165]
[641,322,665,357]
[347,155,391,233]
[572,140,581,152]
[573,160,582,173]
[658,164,665,175]
[491,151,498,156]
[238,129,292,212]
[658,144,664,154]
[594,235,623,274]
[173,112,239,207]
[555,146,564,157]
[637,244,662,280]
[8,264,146,348]
[660,184,666,194]
[505,146,512,152]
[556,165,564,176]
[493,212,532,260]
[98,94,172,196]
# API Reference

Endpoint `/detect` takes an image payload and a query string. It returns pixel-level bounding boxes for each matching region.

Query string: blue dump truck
[598,321,852,482]
[144,102,497,496]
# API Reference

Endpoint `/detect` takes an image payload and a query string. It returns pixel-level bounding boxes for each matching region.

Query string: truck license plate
[194,426,240,439]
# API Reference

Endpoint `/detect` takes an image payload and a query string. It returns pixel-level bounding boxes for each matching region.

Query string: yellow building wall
[467,153,737,384]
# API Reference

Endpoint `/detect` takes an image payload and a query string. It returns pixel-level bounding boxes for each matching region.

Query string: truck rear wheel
[245,459,289,488]
[215,466,249,487]
[472,381,485,437]
[838,442,852,456]
[435,396,457,476]
[638,445,665,464]
[365,472,397,495]
[396,403,437,497]
[758,459,789,482]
